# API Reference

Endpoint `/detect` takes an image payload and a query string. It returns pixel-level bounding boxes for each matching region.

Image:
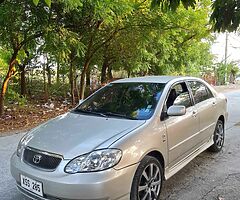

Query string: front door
[163,82,200,167]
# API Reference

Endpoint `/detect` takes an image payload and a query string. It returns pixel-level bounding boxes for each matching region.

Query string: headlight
[17,133,33,157]
[65,149,122,173]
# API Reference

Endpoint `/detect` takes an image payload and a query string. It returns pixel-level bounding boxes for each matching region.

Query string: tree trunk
[73,65,79,102]
[29,68,34,96]
[79,61,90,100]
[85,68,91,97]
[0,93,4,116]
[46,65,51,87]
[0,76,11,116]
[56,63,60,85]
[75,74,79,102]
[0,50,18,116]
[79,70,86,100]
[43,64,48,101]
[19,64,26,96]
[127,70,131,78]
[107,66,113,81]
[69,62,75,105]
[86,69,91,87]
[101,59,109,84]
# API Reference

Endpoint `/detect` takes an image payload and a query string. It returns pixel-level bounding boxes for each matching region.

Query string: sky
[211,32,240,64]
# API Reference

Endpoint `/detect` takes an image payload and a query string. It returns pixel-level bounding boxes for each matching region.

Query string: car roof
[112,76,194,84]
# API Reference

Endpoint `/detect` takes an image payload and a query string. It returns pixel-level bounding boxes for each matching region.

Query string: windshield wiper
[104,112,137,120]
[74,109,107,118]
[74,109,136,120]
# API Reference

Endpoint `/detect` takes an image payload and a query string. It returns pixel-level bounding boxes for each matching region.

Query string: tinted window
[173,92,192,108]
[76,82,165,120]
[189,81,212,104]
[166,82,192,108]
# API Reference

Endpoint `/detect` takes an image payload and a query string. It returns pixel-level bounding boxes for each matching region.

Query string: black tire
[130,156,163,200]
[209,119,225,152]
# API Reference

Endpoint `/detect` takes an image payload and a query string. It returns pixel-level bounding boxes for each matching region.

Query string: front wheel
[130,156,163,200]
[209,120,225,152]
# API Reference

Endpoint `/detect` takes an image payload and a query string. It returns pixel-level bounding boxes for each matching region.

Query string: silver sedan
[10,76,227,200]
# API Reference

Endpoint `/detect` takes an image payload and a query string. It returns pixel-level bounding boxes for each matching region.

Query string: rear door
[163,82,200,167]
[187,80,217,144]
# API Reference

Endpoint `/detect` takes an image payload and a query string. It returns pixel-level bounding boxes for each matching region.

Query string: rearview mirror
[167,105,186,116]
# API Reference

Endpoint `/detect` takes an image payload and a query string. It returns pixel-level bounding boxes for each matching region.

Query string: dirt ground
[0,101,71,137]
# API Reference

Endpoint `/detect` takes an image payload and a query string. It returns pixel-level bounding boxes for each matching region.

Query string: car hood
[26,112,145,159]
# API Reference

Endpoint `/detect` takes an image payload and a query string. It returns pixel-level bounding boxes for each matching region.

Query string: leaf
[45,0,51,7]
[151,0,161,10]
[33,0,39,6]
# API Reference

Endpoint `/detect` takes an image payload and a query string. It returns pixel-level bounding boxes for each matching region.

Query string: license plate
[20,175,43,197]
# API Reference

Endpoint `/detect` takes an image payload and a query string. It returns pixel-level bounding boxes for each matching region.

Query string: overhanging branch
[19,31,44,49]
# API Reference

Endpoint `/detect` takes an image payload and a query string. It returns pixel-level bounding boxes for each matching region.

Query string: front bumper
[11,152,138,200]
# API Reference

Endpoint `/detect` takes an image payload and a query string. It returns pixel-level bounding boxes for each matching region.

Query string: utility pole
[224,32,228,84]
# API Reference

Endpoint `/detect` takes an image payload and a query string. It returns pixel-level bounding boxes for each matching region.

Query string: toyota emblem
[33,154,42,164]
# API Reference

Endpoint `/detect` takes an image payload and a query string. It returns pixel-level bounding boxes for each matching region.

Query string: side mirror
[79,99,84,105]
[167,105,186,116]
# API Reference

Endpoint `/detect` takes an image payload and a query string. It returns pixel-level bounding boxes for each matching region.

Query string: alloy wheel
[138,163,161,200]
[215,122,224,148]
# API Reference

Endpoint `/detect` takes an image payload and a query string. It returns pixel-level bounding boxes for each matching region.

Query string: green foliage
[0,0,48,47]
[105,0,214,77]
[6,88,27,106]
[211,0,240,32]
[151,0,196,11]
[33,0,51,7]
[33,0,39,6]
[0,48,11,77]
[215,62,240,84]
[48,82,70,98]
[0,0,216,108]
[150,0,240,32]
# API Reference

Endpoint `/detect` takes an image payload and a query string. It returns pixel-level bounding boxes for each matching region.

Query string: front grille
[23,147,62,171]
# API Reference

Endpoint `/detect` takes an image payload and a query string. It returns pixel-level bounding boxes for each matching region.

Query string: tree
[17,49,31,96]
[92,0,213,83]
[0,48,10,78]
[211,0,240,32]
[151,0,196,11]
[38,0,240,32]
[0,0,50,115]
[0,0,51,6]
[150,0,240,32]
[112,0,213,77]
[0,0,215,114]
[56,0,135,99]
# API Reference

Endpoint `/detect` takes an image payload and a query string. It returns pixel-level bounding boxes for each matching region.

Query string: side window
[207,87,214,98]
[166,82,192,109]
[188,81,212,104]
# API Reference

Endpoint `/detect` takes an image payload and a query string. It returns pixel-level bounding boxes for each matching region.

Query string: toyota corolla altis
[11,76,227,200]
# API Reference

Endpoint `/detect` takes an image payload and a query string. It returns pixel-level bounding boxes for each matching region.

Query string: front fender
[111,118,168,170]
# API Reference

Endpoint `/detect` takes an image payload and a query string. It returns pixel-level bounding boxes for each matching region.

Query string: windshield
[75,82,165,120]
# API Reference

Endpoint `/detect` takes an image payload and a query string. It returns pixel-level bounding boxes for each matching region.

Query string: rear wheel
[130,156,163,200]
[209,120,225,152]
